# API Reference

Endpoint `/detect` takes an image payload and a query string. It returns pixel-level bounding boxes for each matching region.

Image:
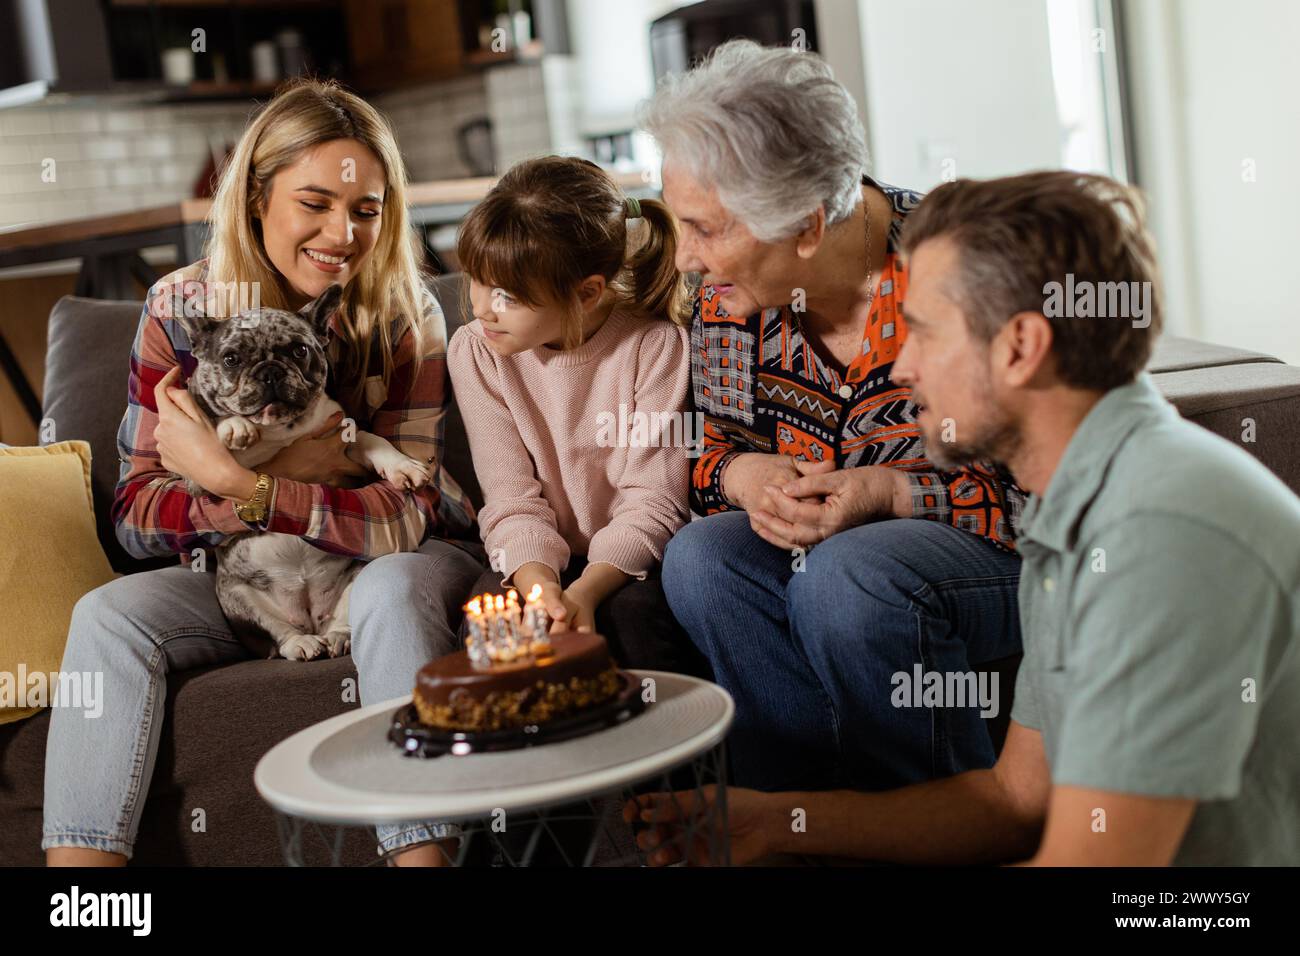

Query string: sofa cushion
[1148,335,1280,374]
[1152,362,1300,496]
[0,441,117,724]
[42,296,163,575]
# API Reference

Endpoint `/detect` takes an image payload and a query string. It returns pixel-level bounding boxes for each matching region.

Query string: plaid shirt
[112,262,474,564]
[691,176,1024,551]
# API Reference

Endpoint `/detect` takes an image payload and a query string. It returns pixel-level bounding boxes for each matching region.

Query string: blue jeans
[42,536,484,860]
[662,512,1022,792]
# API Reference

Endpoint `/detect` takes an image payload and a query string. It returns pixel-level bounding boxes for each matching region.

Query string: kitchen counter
[0,171,655,258]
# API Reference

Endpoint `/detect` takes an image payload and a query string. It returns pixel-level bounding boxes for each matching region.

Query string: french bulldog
[176,284,431,661]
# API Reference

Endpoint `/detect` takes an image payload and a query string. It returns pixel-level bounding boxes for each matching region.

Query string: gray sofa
[2,275,1298,865]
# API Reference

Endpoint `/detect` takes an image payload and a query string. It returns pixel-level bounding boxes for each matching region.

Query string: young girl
[449,156,706,674]
[43,79,481,867]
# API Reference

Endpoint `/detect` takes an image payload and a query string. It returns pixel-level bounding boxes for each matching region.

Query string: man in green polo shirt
[629,170,1300,866]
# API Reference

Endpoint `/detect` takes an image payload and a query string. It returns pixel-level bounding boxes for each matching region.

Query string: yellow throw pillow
[0,441,117,724]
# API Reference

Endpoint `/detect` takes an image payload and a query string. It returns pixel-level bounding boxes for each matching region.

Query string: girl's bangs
[456,204,554,307]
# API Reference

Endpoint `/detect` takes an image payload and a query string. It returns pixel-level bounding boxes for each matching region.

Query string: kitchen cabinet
[344,0,464,90]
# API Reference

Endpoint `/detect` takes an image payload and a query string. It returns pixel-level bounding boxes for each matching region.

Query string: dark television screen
[0,0,112,104]
[0,0,56,93]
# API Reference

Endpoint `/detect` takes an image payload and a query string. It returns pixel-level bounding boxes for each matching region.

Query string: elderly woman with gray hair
[642,40,1026,793]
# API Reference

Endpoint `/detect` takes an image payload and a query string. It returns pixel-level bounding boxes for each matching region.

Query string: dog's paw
[377,456,431,491]
[279,633,328,661]
[324,630,351,658]
[217,416,261,451]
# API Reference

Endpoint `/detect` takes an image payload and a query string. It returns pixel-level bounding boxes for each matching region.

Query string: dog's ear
[175,311,220,348]
[299,284,343,344]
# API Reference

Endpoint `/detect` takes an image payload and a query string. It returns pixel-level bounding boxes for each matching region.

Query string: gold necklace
[862,188,876,315]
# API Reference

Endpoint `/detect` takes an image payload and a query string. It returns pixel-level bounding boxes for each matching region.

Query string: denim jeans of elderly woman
[663,511,1022,793]
[41,536,484,861]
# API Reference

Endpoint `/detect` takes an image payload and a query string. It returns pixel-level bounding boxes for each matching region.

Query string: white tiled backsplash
[378,74,492,183]
[0,101,252,227]
[0,64,578,231]
[485,57,582,170]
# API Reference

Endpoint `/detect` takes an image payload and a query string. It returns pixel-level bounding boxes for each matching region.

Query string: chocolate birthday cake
[411,588,622,733]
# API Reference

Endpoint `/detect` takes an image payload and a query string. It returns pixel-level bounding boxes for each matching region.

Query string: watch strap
[235,472,273,524]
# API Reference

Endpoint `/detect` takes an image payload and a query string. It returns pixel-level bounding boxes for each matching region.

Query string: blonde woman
[42,80,481,867]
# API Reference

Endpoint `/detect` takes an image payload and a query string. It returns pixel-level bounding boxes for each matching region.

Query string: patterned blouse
[689,176,1025,551]
[112,260,475,564]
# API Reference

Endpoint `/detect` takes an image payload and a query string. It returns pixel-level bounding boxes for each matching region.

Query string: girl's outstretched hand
[510,561,610,634]
[537,580,595,633]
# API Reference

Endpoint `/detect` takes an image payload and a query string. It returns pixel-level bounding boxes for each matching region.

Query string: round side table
[254,670,733,866]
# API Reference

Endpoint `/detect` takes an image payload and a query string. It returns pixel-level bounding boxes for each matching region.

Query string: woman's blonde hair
[456,155,691,349]
[206,78,431,419]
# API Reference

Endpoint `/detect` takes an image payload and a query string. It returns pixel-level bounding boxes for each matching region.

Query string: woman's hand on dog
[260,409,370,487]
[154,366,256,500]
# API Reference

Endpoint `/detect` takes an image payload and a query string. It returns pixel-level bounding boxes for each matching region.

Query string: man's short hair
[900,171,1164,391]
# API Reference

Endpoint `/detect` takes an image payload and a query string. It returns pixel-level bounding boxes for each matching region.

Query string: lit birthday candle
[464,596,489,667]
[480,593,500,662]
[505,589,522,655]
[462,587,559,669]
[464,596,482,639]
[493,593,514,661]
[524,583,552,654]
[521,584,539,636]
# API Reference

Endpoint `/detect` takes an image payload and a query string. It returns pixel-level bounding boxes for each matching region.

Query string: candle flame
[464,585,553,670]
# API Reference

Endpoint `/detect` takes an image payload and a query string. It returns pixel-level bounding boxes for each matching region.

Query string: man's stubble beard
[922,397,1023,471]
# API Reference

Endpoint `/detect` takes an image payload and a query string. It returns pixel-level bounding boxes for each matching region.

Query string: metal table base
[273,741,728,867]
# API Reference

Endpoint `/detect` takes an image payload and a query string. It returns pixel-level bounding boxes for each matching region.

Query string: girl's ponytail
[624,198,693,327]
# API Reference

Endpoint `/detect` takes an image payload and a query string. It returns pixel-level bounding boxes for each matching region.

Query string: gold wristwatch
[234,472,274,524]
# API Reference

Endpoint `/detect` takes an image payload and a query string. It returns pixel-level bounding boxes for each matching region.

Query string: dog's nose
[256,364,286,386]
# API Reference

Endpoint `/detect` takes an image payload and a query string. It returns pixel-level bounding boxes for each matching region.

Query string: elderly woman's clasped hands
[723,451,912,551]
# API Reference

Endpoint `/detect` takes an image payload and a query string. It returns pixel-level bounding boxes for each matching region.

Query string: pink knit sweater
[447,310,691,583]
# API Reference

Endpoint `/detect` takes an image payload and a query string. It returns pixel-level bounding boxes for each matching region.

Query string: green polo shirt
[1012,372,1300,865]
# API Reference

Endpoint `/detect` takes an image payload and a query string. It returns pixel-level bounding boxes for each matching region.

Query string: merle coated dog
[176,284,430,660]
